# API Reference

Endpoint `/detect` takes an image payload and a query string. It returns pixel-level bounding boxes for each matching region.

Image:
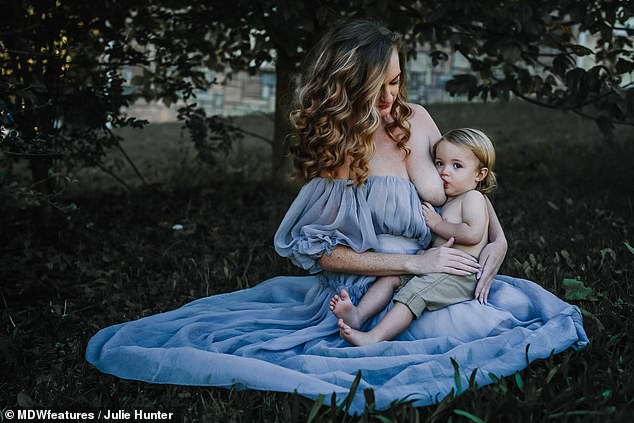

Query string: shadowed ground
[1,101,633,421]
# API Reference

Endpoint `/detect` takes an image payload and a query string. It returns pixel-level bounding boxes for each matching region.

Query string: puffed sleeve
[274,179,378,273]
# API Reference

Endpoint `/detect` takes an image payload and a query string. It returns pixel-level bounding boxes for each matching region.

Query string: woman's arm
[486,196,507,246]
[320,239,481,276]
[474,197,508,304]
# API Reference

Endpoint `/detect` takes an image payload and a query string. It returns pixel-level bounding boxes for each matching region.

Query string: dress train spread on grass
[86,176,588,413]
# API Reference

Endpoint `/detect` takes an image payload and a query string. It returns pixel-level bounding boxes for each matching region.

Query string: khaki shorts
[393,273,477,318]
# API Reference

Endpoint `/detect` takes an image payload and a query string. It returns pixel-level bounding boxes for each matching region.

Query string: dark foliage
[2,1,633,193]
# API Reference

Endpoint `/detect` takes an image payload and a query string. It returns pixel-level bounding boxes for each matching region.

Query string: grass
[1,101,633,421]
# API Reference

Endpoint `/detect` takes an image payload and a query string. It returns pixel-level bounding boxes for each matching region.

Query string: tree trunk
[272,48,296,187]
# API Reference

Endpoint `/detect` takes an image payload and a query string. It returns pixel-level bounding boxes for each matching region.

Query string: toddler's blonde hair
[434,128,497,195]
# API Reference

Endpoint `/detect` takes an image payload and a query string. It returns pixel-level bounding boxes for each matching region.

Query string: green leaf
[515,372,524,391]
[454,409,486,423]
[446,74,478,98]
[562,277,596,301]
[503,44,522,63]
[566,43,594,56]
[17,392,35,408]
[553,54,575,77]
[624,241,634,256]
[565,68,585,91]
[430,50,449,66]
[615,59,634,74]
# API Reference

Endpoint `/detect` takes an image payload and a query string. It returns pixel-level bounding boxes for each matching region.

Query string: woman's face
[377,49,401,118]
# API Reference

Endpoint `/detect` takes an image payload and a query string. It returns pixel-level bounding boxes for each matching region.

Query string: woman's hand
[411,237,480,275]
[474,239,507,304]
[421,201,442,230]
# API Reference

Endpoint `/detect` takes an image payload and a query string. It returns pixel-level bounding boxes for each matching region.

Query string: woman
[86,20,587,413]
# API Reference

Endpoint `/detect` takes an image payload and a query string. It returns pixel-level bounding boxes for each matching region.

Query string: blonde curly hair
[289,20,412,186]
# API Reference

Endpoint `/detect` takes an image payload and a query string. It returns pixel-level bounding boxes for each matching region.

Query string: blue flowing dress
[86,176,588,414]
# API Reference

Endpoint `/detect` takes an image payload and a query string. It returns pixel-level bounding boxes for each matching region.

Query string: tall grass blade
[548,409,616,418]
[363,387,375,410]
[330,392,337,420]
[545,365,559,384]
[468,368,478,389]
[428,389,455,422]
[342,370,363,415]
[624,241,634,256]
[307,394,324,423]
[451,357,462,393]
[454,409,486,423]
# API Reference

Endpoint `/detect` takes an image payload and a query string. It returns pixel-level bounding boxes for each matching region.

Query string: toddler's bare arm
[423,191,488,246]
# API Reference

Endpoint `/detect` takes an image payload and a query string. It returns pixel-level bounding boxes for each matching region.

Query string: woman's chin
[378,108,392,118]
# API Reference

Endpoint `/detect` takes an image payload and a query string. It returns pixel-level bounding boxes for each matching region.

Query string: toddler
[330,128,497,346]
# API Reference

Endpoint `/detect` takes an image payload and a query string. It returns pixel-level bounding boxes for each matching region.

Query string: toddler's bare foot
[329,288,362,329]
[338,319,377,346]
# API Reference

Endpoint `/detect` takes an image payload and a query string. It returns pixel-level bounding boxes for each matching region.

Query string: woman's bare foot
[329,288,362,329]
[338,319,377,346]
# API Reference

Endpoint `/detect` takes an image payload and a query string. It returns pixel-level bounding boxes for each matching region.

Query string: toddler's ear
[476,167,489,182]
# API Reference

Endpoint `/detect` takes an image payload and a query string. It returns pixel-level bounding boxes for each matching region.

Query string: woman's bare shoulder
[406,103,441,145]
[407,103,433,125]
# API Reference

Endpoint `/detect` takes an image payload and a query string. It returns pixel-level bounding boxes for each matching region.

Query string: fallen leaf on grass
[562,277,597,301]
[17,392,35,408]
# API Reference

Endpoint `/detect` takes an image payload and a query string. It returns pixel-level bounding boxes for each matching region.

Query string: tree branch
[511,88,634,127]
[228,125,272,145]
[105,127,148,186]
[67,145,133,191]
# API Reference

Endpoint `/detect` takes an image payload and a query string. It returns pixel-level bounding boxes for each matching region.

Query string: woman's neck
[380,114,394,127]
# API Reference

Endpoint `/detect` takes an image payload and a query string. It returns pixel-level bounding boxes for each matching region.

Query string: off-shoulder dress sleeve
[274,178,378,273]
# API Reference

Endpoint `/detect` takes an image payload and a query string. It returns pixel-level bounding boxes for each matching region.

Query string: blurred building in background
[126,47,471,122]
